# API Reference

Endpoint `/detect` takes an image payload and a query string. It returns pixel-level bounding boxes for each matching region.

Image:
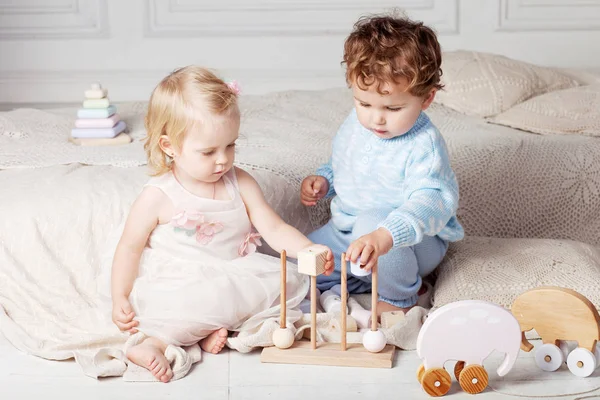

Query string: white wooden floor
[2,333,599,400]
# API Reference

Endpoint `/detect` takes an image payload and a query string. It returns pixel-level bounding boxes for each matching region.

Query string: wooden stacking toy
[70,83,131,146]
[261,248,395,368]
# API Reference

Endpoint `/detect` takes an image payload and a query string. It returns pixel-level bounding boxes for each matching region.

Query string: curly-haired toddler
[301,13,464,317]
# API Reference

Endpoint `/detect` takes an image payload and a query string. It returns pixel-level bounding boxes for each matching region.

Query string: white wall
[1,0,600,104]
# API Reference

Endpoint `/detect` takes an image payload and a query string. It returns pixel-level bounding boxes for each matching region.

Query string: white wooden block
[297,245,327,276]
[85,82,108,99]
[381,311,405,329]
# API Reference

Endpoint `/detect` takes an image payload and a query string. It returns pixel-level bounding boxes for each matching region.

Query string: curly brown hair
[343,13,444,97]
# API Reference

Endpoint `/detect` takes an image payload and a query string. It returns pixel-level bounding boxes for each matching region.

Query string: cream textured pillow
[431,236,600,311]
[488,84,600,137]
[435,51,579,117]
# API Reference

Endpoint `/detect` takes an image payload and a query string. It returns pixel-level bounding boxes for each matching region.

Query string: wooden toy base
[69,133,132,146]
[260,340,396,368]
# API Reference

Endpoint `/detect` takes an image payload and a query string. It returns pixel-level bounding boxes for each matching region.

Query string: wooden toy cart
[416,300,522,396]
[512,286,600,377]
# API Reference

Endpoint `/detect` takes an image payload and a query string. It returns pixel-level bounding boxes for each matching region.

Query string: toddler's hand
[300,175,329,206]
[305,244,335,276]
[112,297,139,334]
[346,228,394,272]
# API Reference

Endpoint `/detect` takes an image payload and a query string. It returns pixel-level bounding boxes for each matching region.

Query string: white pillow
[431,236,600,311]
[435,51,579,117]
[487,84,600,137]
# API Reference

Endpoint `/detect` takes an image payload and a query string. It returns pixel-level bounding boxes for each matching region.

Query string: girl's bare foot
[126,337,173,383]
[200,328,228,354]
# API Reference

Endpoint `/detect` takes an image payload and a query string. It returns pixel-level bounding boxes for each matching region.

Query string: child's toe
[158,367,169,380]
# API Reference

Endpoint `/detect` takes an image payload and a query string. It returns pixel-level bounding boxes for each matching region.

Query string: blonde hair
[144,66,240,176]
[343,13,443,97]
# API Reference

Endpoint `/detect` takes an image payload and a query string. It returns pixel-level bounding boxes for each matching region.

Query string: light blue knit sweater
[316,109,464,247]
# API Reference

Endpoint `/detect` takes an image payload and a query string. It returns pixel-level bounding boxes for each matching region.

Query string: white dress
[128,168,309,347]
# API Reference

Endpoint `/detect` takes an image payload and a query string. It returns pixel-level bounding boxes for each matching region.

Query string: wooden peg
[341,253,347,351]
[311,275,317,350]
[280,250,286,329]
[371,262,378,332]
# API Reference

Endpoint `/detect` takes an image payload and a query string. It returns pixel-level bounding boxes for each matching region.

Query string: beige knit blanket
[2,88,599,244]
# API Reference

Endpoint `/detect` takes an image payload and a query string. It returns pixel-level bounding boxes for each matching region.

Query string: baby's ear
[421,89,436,110]
[159,135,176,157]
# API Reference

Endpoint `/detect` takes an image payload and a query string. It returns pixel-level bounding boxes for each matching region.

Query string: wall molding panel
[144,0,459,37]
[0,0,108,40]
[1,0,600,104]
[0,68,346,103]
[498,0,600,31]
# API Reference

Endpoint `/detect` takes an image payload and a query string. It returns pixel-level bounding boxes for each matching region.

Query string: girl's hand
[346,228,394,272]
[303,244,335,276]
[112,297,139,334]
[300,175,329,206]
[321,245,336,276]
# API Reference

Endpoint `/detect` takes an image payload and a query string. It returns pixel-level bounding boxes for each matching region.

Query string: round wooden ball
[363,329,386,353]
[273,328,295,349]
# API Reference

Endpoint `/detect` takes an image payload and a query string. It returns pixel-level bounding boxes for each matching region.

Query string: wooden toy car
[416,300,522,396]
[512,286,600,377]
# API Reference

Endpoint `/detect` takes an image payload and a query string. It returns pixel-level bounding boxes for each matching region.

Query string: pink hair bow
[226,80,241,95]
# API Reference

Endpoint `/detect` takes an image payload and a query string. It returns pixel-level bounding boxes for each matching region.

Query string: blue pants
[308,209,449,308]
